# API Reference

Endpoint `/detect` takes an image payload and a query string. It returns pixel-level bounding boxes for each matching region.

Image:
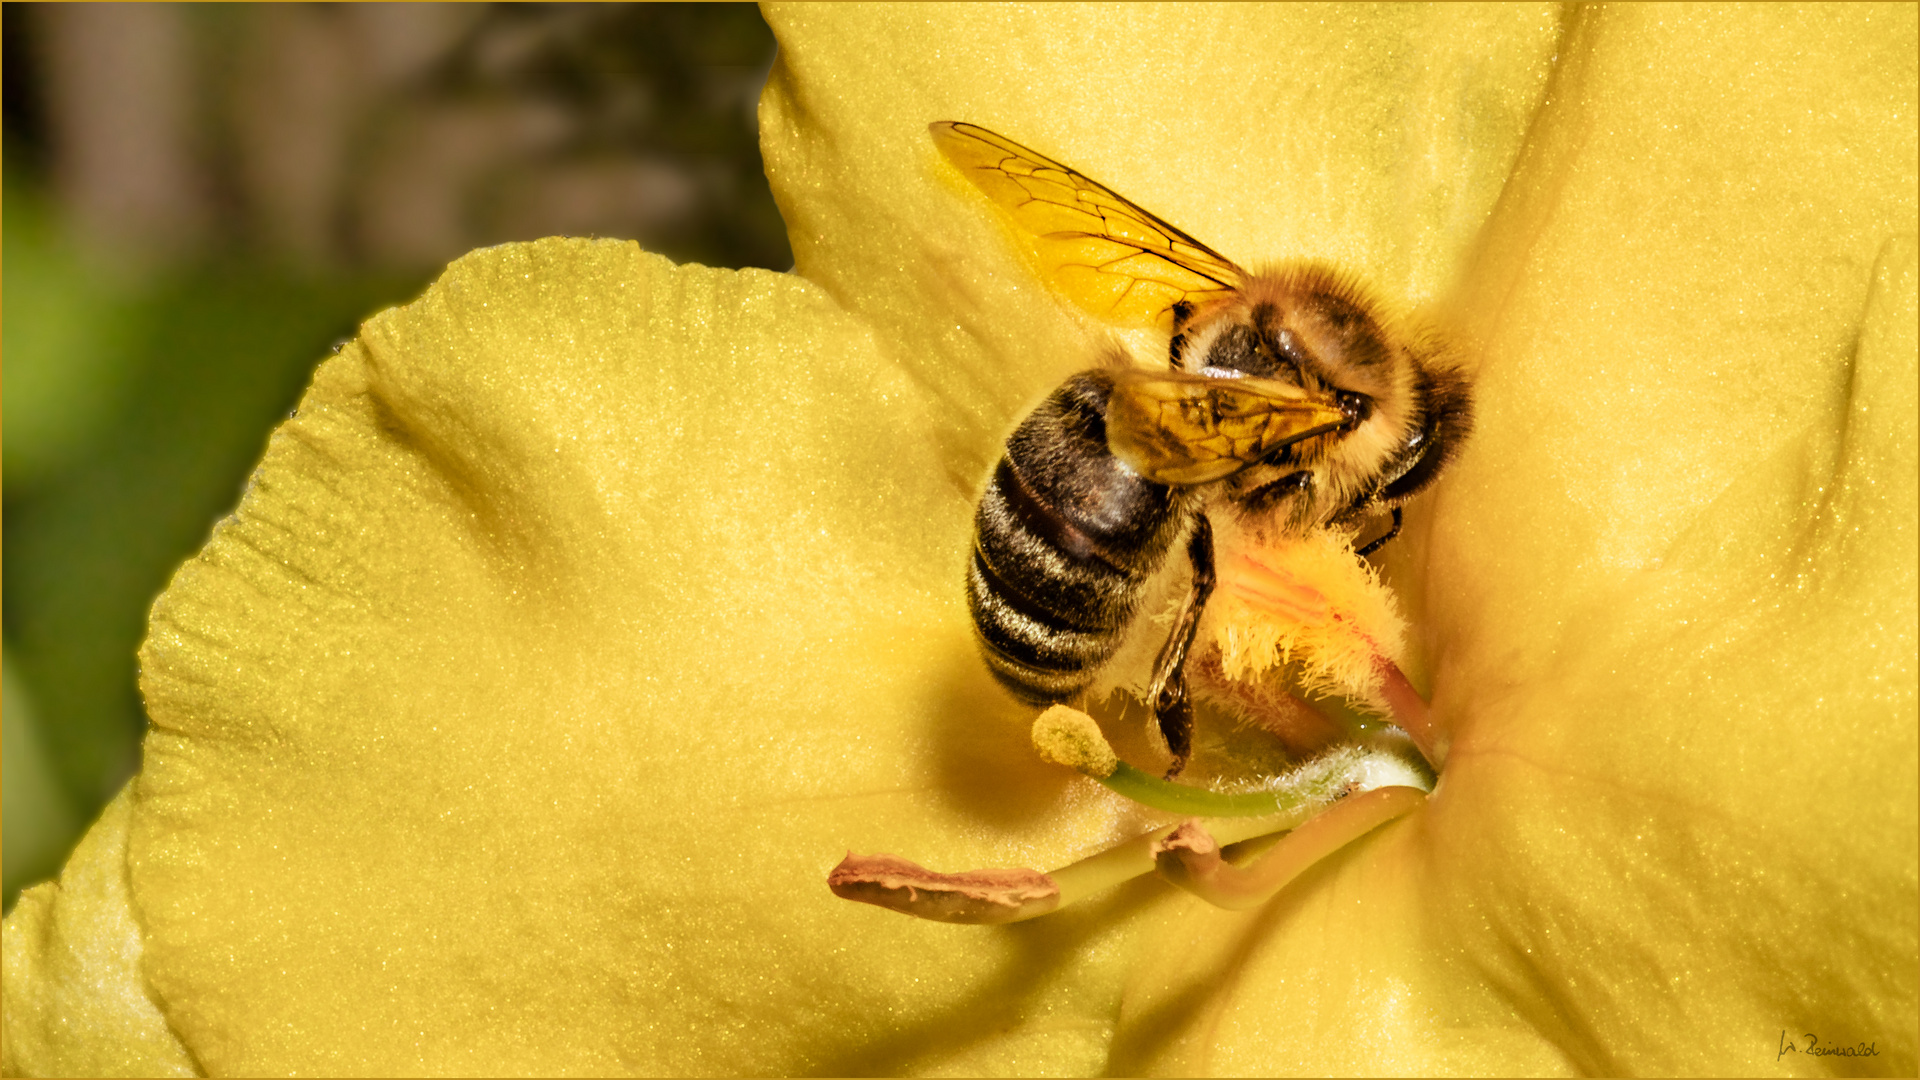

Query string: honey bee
[938,122,1473,775]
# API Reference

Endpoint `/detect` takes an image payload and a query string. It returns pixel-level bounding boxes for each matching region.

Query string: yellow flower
[5,5,1914,1075]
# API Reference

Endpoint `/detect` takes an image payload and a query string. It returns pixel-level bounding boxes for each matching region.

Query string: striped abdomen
[968,370,1191,703]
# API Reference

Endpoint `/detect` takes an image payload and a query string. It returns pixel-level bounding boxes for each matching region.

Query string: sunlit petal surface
[1,791,197,1077]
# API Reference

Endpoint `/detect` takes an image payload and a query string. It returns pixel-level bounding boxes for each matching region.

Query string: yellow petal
[1119,6,1918,1073]
[123,239,1153,1074]
[1430,5,1916,1067]
[1,788,197,1078]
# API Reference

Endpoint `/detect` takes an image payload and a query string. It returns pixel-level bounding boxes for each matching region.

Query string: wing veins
[934,121,1247,328]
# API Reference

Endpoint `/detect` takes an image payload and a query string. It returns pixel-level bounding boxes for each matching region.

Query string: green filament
[1098,760,1343,819]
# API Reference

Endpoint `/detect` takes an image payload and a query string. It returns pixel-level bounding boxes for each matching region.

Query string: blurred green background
[3,3,790,910]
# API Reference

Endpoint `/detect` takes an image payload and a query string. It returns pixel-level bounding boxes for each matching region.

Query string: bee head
[1186,264,1472,537]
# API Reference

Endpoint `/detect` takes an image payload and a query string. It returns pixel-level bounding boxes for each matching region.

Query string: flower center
[829,530,1443,923]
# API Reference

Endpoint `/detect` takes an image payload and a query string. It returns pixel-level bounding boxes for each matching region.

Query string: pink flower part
[1226,551,1335,627]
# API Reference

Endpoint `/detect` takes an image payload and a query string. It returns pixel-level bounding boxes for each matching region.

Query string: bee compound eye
[1335,390,1373,426]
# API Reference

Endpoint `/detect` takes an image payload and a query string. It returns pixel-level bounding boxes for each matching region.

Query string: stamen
[1209,534,1407,721]
[1030,704,1119,778]
[1377,658,1443,767]
[828,854,1059,924]
[1044,812,1337,909]
[827,801,1384,925]
[1152,785,1426,910]
[828,710,1433,924]
[1031,705,1423,818]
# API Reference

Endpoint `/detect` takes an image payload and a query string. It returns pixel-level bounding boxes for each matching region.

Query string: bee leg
[1148,515,1217,778]
[1354,506,1402,558]
[1167,301,1196,368]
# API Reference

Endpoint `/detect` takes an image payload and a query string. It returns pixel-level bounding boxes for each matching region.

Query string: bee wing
[931,121,1246,331]
[1106,370,1350,486]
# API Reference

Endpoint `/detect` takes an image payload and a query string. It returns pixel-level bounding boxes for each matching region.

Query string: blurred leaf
[4,260,423,815]
[2,642,83,910]
[1,176,141,491]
